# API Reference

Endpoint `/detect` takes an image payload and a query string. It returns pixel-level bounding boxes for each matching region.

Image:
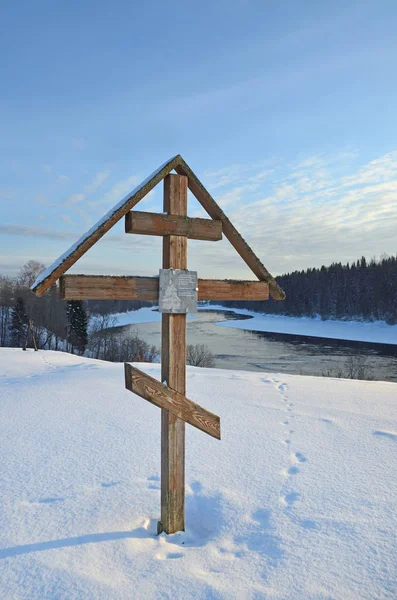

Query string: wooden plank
[59,275,158,300]
[124,364,220,440]
[125,211,222,241]
[60,275,269,301]
[198,279,269,301]
[175,158,286,301]
[161,173,188,534]
[30,156,182,297]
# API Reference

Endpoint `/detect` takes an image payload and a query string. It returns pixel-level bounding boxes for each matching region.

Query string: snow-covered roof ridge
[31,155,285,300]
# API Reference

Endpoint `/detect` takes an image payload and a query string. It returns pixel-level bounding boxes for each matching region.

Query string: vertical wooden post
[159,174,188,534]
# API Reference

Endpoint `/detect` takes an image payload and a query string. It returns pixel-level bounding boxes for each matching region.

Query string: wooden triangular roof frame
[31,154,285,300]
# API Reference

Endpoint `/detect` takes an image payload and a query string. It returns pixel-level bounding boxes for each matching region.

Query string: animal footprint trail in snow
[274,378,311,516]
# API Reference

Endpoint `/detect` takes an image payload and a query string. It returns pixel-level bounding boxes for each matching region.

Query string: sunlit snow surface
[208,305,397,345]
[1,349,396,599]
[109,306,397,345]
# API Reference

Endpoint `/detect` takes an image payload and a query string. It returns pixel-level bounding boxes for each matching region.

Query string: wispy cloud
[57,175,71,185]
[0,225,76,240]
[88,174,140,209]
[64,170,110,207]
[205,161,276,191]
[60,214,74,226]
[188,150,397,277]
[4,150,397,279]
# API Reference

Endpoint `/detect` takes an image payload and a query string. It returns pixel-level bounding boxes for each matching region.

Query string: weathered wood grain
[125,210,222,241]
[59,275,158,300]
[198,279,269,301]
[124,364,220,440]
[161,174,188,534]
[60,275,270,301]
[175,158,286,301]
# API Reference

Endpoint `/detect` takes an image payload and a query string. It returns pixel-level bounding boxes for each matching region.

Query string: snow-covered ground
[1,349,396,599]
[110,306,397,345]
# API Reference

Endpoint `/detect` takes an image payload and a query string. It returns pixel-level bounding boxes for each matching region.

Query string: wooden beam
[124,364,220,440]
[198,279,269,301]
[175,158,286,301]
[161,174,188,534]
[59,275,158,300]
[125,211,222,241]
[60,275,270,301]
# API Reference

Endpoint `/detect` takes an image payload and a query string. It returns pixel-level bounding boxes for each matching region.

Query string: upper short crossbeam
[125,211,222,241]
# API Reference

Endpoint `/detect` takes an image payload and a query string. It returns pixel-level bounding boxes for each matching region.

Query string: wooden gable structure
[31,154,285,300]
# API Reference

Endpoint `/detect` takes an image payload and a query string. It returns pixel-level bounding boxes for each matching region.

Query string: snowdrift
[1,349,396,599]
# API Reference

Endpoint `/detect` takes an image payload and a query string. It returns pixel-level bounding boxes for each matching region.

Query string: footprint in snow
[293,452,307,463]
[287,466,300,475]
[373,430,397,441]
[232,509,283,560]
[147,474,160,490]
[38,497,65,504]
[300,519,319,530]
[100,481,119,488]
[156,551,183,560]
[281,491,300,508]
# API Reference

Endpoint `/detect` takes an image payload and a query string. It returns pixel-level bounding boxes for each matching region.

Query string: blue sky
[1,0,397,280]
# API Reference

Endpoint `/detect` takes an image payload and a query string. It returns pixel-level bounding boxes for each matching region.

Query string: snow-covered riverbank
[111,306,397,345]
[209,306,397,345]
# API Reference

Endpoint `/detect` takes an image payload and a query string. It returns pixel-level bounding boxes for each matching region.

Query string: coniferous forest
[216,254,397,324]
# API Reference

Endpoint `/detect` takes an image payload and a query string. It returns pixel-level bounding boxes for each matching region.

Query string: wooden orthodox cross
[31,155,285,534]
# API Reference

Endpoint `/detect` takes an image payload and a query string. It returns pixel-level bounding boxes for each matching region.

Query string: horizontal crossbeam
[124,364,221,439]
[60,275,269,301]
[125,211,222,241]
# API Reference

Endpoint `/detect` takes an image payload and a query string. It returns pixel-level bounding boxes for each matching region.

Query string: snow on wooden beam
[125,211,222,241]
[30,156,182,297]
[60,275,270,301]
[124,364,221,440]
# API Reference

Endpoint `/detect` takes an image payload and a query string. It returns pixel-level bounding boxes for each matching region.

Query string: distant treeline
[215,254,397,324]
[0,260,154,350]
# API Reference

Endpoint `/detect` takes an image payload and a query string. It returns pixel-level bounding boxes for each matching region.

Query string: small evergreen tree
[10,297,27,349]
[66,300,88,355]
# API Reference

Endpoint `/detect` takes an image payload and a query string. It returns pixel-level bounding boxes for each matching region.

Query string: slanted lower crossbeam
[125,364,220,439]
[60,275,270,301]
